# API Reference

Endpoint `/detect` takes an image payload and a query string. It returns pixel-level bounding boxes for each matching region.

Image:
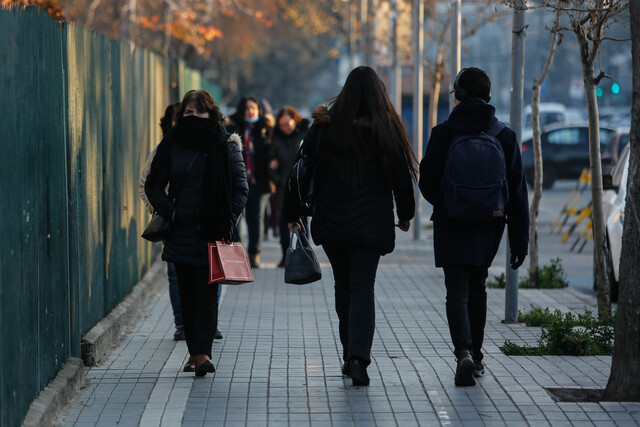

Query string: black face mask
[178,115,219,149]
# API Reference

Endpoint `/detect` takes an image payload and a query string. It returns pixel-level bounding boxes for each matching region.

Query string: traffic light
[611,82,620,95]
[596,87,603,97]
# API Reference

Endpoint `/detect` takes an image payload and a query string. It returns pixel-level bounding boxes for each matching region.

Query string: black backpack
[441,121,508,221]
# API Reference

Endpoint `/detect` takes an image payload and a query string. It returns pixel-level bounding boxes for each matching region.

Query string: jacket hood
[312,105,331,125]
[446,100,498,134]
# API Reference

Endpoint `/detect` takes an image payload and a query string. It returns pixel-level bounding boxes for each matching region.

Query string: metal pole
[390,0,401,111]
[449,0,461,111]
[412,0,424,240]
[505,3,526,323]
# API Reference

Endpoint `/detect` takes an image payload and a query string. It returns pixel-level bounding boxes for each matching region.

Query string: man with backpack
[419,67,529,387]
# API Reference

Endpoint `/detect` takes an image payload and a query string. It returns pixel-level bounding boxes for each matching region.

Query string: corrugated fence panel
[0,8,70,427]
[0,7,176,424]
[66,25,108,334]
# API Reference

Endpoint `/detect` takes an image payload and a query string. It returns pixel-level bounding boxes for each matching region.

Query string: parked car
[601,142,630,303]
[601,127,630,175]
[521,123,616,189]
[523,103,568,132]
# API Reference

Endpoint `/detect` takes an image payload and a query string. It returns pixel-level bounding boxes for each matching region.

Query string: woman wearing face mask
[268,106,310,267]
[226,96,273,268]
[145,90,248,376]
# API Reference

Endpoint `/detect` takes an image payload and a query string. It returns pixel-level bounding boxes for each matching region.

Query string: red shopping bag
[208,241,254,284]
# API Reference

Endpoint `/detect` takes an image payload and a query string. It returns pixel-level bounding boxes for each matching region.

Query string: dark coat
[419,100,529,268]
[226,113,273,194]
[145,131,248,266]
[268,119,310,209]
[285,106,415,256]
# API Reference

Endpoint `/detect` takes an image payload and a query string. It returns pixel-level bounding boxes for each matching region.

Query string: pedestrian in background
[145,90,248,377]
[285,66,417,386]
[268,106,310,267]
[226,96,273,268]
[139,102,185,341]
[419,67,529,386]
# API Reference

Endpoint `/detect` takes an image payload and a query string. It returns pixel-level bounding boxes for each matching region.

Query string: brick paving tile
[57,232,639,426]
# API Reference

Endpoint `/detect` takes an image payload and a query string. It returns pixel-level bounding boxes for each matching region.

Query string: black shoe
[173,328,185,341]
[277,258,285,268]
[473,360,485,377]
[341,363,350,377]
[214,329,223,340]
[455,350,476,386]
[195,360,216,377]
[183,363,195,372]
[249,254,260,269]
[348,358,370,386]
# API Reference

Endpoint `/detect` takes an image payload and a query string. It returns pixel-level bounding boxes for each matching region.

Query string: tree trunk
[602,0,640,401]
[575,27,611,317]
[427,52,444,138]
[529,83,543,287]
[529,11,560,288]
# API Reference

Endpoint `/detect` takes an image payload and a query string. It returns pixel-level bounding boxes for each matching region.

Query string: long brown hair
[328,66,417,189]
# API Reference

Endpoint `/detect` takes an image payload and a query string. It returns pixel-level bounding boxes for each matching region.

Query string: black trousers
[323,243,380,366]
[174,264,219,358]
[443,265,488,361]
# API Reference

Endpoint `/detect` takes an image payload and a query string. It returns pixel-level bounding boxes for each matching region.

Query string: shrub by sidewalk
[501,305,615,356]
[487,258,569,289]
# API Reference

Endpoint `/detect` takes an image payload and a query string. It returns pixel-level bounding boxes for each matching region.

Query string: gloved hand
[510,253,526,270]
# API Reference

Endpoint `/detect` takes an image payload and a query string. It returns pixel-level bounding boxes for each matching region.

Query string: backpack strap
[486,120,506,138]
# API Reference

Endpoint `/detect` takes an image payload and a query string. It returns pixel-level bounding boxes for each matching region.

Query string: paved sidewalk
[58,232,640,426]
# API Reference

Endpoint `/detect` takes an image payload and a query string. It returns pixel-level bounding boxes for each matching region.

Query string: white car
[602,142,630,302]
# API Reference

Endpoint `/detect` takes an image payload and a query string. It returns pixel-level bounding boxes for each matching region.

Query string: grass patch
[487,258,569,289]
[501,307,616,356]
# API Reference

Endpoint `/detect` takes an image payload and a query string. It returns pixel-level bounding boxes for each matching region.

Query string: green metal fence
[0,8,202,426]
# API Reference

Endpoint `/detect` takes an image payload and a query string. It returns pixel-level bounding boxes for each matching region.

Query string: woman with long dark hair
[284,66,417,385]
[145,90,248,376]
[268,106,310,266]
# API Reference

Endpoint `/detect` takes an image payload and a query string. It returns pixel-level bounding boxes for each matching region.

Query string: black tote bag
[284,228,322,285]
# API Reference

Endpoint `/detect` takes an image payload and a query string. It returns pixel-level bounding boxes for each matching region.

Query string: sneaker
[214,329,223,340]
[473,360,485,377]
[173,327,185,341]
[454,350,476,386]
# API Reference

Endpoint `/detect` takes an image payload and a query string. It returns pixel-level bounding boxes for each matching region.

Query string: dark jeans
[279,211,309,259]
[174,264,219,357]
[443,265,488,361]
[323,243,381,366]
[245,186,271,255]
[166,262,183,329]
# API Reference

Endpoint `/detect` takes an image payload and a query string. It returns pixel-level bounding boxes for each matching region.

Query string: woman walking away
[268,106,310,267]
[284,66,417,386]
[145,90,248,377]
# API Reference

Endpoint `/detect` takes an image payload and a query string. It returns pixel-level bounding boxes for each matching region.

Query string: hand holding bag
[284,228,322,285]
[208,241,254,285]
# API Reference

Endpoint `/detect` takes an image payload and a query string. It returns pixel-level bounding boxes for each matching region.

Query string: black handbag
[141,213,170,242]
[286,126,322,217]
[284,228,322,285]
[141,152,199,242]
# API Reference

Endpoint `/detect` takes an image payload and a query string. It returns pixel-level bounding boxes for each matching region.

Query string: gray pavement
[57,227,640,426]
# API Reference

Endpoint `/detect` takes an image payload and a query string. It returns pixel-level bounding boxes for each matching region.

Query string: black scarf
[170,116,234,241]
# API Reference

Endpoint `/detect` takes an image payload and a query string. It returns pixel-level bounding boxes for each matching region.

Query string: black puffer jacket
[226,114,273,194]
[288,106,415,255]
[419,100,529,267]
[268,119,310,209]
[145,130,248,266]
